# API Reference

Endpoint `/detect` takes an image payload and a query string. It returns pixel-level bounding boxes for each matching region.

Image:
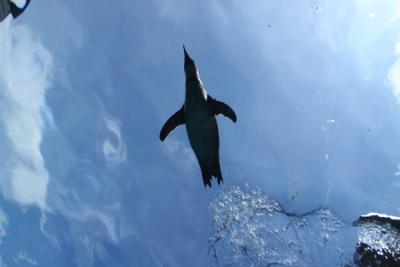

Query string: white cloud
[13,250,38,266]
[388,43,400,103]
[386,10,400,26]
[0,207,7,244]
[368,12,376,19]
[395,164,400,176]
[0,18,53,210]
[164,138,196,168]
[56,201,132,245]
[0,256,6,267]
[102,115,126,164]
[396,42,400,55]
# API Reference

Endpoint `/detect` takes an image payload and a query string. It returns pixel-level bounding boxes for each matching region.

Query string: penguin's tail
[214,160,223,186]
[199,160,223,188]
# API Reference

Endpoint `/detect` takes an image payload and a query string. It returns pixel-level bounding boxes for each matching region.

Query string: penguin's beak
[183,45,192,63]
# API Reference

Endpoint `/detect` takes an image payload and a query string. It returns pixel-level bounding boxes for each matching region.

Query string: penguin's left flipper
[207,96,237,123]
[160,105,185,141]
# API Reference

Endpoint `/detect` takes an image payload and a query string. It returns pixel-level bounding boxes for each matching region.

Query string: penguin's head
[183,45,198,79]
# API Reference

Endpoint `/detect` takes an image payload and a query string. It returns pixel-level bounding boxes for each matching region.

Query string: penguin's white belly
[185,102,219,164]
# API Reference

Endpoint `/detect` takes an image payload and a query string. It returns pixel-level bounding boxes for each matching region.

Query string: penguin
[160,46,237,188]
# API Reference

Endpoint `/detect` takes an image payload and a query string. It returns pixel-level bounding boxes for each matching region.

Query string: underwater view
[0,0,398,266]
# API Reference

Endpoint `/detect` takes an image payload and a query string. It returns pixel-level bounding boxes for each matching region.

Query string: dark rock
[353,213,400,267]
[353,213,400,230]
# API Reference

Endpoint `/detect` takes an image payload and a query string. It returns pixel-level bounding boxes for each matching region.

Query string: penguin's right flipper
[199,161,212,188]
[160,105,185,141]
[207,96,237,123]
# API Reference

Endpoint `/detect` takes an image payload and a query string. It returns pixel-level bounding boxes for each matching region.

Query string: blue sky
[0,0,399,266]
